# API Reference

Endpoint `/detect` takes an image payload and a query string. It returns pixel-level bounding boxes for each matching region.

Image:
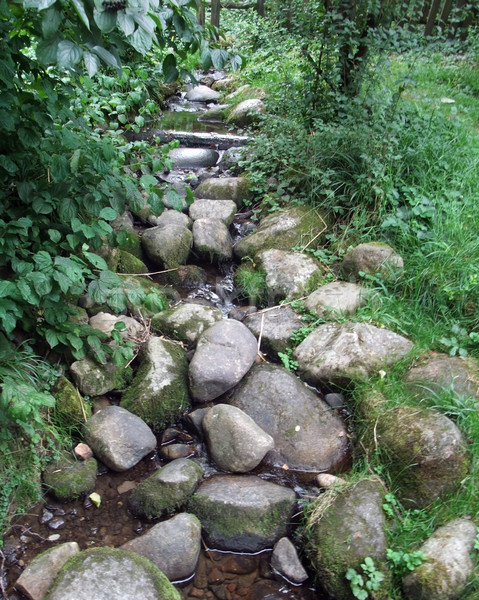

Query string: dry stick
[255,296,308,316]
[76,386,88,423]
[116,267,180,277]
[299,216,328,253]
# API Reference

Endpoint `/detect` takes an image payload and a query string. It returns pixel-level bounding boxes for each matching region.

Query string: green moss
[116,250,148,274]
[42,453,97,501]
[45,547,180,600]
[120,339,190,430]
[116,231,143,259]
[53,376,91,428]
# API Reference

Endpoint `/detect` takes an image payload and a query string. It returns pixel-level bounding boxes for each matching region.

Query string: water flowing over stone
[402,518,477,600]
[120,336,190,430]
[244,306,303,356]
[192,218,233,261]
[257,249,323,301]
[234,206,327,259]
[15,542,80,600]
[271,537,308,584]
[121,513,202,581]
[188,319,258,402]
[377,405,468,508]
[202,403,274,472]
[188,474,296,552]
[168,147,219,168]
[128,458,203,519]
[340,242,404,282]
[45,548,180,600]
[150,302,223,345]
[294,322,413,387]
[306,479,389,600]
[304,281,369,318]
[189,198,237,225]
[83,405,157,472]
[230,363,349,472]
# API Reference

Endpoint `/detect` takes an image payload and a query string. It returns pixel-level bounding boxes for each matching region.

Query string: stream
[4,83,332,600]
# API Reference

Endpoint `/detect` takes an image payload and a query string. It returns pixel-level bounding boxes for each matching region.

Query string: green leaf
[117,10,136,36]
[32,197,53,215]
[83,51,100,77]
[36,37,60,66]
[72,0,90,29]
[92,45,121,69]
[108,287,127,312]
[211,48,228,70]
[166,188,183,211]
[140,174,158,190]
[185,186,194,206]
[33,251,53,271]
[102,139,116,161]
[58,198,78,221]
[94,7,117,32]
[27,272,53,296]
[18,127,41,147]
[0,155,18,175]
[162,54,178,83]
[57,41,83,70]
[83,249,109,270]
[23,0,57,10]
[230,53,243,72]
[88,279,109,303]
[99,207,117,221]
[130,27,153,55]
[45,328,59,349]
[42,6,62,37]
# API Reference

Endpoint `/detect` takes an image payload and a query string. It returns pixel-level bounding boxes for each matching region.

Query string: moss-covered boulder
[116,231,143,259]
[234,206,328,259]
[128,458,203,519]
[53,376,91,428]
[227,98,266,127]
[306,479,390,600]
[120,336,190,430]
[194,176,252,208]
[377,405,468,508]
[69,357,132,397]
[141,223,193,270]
[150,302,223,345]
[45,547,180,600]
[115,250,148,274]
[43,453,97,501]
[340,242,404,282]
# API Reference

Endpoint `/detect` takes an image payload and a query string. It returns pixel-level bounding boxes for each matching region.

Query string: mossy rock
[120,336,190,431]
[116,231,143,259]
[53,376,91,428]
[45,547,180,600]
[43,453,97,501]
[116,250,148,274]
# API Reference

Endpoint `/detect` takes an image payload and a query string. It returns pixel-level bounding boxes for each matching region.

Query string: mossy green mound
[42,453,97,501]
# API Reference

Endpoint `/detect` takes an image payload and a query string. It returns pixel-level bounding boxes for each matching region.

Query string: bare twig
[299,213,328,252]
[257,312,265,355]
[255,296,308,315]
[117,267,179,277]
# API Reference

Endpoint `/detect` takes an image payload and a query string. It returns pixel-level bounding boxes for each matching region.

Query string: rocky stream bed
[3,74,479,600]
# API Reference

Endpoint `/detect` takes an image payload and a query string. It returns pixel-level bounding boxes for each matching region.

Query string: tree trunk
[211,0,221,28]
[424,0,442,35]
[256,0,265,16]
[196,0,205,26]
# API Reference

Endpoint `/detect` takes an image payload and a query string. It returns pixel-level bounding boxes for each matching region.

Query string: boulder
[218,146,245,172]
[150,303,223,345]
[341,242,404,282]
[70,357,130,397]
[120,336,190,430]
[402,518,477,600]
[188,474,296,552]
[89,312,144,341]
[188,320,258,402]
[185,85,220,102]
[404,353,479,402]
[244,306,303,355]
[189,199,237,225]
[306,479,389,600]
[271,537,308,584]
[16,542,80,600]
[168,147,219,169]
[227,98,266,127]
[53,376,91,428]
[234,206,327,259]
[141,223,192,269]
[121,513,201,582]
[45,548,180,600]
[83,406,156,472]
[192,218,233,262]
[168,265,208,289]
[43,454,97,501]
[294,322,413,387]
[202,404,274,472]
[304,281,369,318]
[256,249,323,301]
[128,458,203,519]
[377,406,468,508]
[148,208,192,229]
[194,177,252,208]
[230,363,349,472]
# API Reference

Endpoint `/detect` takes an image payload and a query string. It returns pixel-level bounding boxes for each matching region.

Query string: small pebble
[40,509,54,524]
[48,517,65,530]
[48,534,61,542]
[74,442,93,460]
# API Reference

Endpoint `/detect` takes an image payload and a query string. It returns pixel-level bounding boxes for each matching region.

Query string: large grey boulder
[271,537,308,584]
[341,242,404,282]
[70,357,129,397]
[234,206,327,259]
[194,177,252,208]
[188,475,296,552]
[404,353,479,402]
[257,249,323,301]
[150,303,223,345]
[402,518,477,600]
[141,223,193,269]
[15,542,80,600]
[128,458,203,519]
[185,85,220,102]
[203,404,274,472]
[147,208,192,229]
[43,454,97,501]
[89,312,144,341]
[188,320,258,402]
[306,479,389,600]
[189,199,237,225]
[227,98,266,127]
[377,406,468,508]
[120,336,190,431]
[294,322,413,387]
[83,406,156,472]
[45,548,180,600]
[304,281,369,318]
[121,513,202,581]
[192,218,233,262]
[230,363,349,472]
[244,306,303,355]
[168,147,219,169]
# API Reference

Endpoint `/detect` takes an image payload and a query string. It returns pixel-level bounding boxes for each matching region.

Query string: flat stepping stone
[189,199,237,225]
